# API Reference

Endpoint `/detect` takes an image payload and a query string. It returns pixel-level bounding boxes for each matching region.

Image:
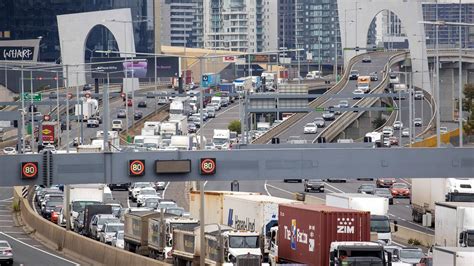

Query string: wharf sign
[0,46,35,61]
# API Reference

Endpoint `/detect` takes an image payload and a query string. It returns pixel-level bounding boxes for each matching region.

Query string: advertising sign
[0,46,35,61]
[41,124,55,143]
[91,56,180,78]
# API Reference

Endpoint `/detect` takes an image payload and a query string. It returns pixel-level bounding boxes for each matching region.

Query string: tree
[372,117,386,129]
[228,120,241,134]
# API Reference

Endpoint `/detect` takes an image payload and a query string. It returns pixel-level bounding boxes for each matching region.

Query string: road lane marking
[264,181,272,196]
[265,184,295,195]
[0,232,80,265]
[0,197,13,202]
[323,182,345,193]
[161,182,171,199]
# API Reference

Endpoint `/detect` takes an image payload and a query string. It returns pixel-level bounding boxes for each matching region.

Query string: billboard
[244,54,278,63]
[91,56,180,78]
[0,39,40,61]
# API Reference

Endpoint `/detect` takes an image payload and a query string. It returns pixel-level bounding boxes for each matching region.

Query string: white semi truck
[433,246,474,266]
[326,193,397,244]
[435,202,474,247]
[169,97,192,119]
[62,184,105,228]
[411,178,474,226]
[212,129,231,150]
[75,98,98,120]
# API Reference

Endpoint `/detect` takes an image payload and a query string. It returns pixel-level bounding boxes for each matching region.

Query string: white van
[112,120,123,131]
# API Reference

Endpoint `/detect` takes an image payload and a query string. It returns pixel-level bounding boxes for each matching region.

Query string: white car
[314,117,325,127]
[402,128,410,137]
[322,112,335,121]
[99,222,124,245]
[339,100,349,108]
[382,126,394,137]
[2,147,17,155]
[136,188,159,207]
[112,120,123,131]
[129,182,154,202]
[414,118,423,127]
[353,88,364,99]
[112,231,124,249]
[303,123,318,134]
[414,90,424,100]
[87,118,99,128]
[393,121,403,130]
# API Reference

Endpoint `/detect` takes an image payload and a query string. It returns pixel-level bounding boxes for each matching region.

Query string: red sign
[41,124,55,143]
[200,158,216,175]
[21,162,38,179]
[223,56,236,63]
[43,115,51,121]
[129,160,145,177]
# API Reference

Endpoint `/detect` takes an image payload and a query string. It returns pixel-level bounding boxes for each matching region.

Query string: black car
[41,199,63,220]
[83,84,93,91]
[134,111,143,120]
[146,92,155,98]
[349,70,359,80]
[370,72,378,81]
[357,184,375,194]
[188,123,197,133]
[138,101,147,108]
[304,179,325,193]
[108,183,130,191]
[49,92,58,99]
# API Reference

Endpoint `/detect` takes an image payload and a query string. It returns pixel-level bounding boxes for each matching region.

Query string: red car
[376,177,396,188]
[50,205,62,224]
[389,136,399,146]
[126,99,133,107]
[390,183,411,198]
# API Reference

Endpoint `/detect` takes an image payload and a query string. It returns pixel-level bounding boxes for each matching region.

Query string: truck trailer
[433,246,474,266]
[435,202,474,247]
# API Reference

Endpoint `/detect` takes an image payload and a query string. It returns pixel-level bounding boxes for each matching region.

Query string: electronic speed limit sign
[21,162,38,179]
[129,160,145,177]
[200,158,216,175]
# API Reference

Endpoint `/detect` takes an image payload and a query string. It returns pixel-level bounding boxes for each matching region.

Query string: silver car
[0,240,13,265]
[99,222,124,245]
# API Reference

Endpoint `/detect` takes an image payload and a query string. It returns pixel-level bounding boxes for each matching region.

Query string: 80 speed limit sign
[129,160,145,177]
[21,162,38,179]
[200,158,216,175]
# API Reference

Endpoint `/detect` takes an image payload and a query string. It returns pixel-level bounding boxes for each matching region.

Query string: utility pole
[458,0,463,147]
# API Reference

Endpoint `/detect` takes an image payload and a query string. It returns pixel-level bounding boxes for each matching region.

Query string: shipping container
[189,191,259,225]
[277,204,370,266]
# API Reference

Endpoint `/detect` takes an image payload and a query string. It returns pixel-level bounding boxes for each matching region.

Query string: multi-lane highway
[0,187,79,266]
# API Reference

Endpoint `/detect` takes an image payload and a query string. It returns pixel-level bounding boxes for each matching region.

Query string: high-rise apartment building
[159,0,197,47]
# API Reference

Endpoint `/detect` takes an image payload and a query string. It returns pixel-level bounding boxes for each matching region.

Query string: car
[370,72,378,81]
[352,88,364,99]
[0,240,13,265]
[362,56,371,63]
[156,200,178,211]
[136,188,159,207]
[331,104,342,115]
[60,121,71,131]
[41,198,63,219]
[327,178,347,183]
[49,91,58,99]
[134,111,143,120]
[112,230,125,249]
[339,100,349,108]
[414,90,424,100]
[374,188,394,204]
[390,182,411,198]
[126,99,133,107]
[376,177,396,188]
[117,109,126,119]
[382,126,394,137]
[389,73,400,84]
[146,92,155,98]
[87,118,99,128]
[314,117,325,128]
[89,214,120,240]
[402,128,410,137]
[83,84,93,91]
[399,247,424,264]
[283,179,302,183]
[393,121,403,130]
[129,182,155,202]
[439,127,448,134]
[322,112,335,121]
[112,120,123,131]
[143,197,160,209]
[72,137,83,147]
[188,123,197,133]
[137,101,147,108]
[349,70,359,80]
[99,222,124,245]
[414,118,423,127]
[304,179,325,193]
[165,207,190,217]
[92,115,103,124]
[357,184,375,194]
[303,123,318,134]
[389,136,399,146]
[154,182,166,190]
[2,147,17,155]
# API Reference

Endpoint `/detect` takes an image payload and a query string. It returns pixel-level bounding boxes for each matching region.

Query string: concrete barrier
[13,186,170,266]
[392,223,434,247]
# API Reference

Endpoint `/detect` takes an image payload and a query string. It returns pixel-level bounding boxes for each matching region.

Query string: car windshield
[72,201,99,212]
[361,185,373,189]
[375,189,391,196]
[105,224,124,233]
[371,218,391,233]
[99,217,118,225]
[308,179,323,182]
[351,71,358,75]
[111,206,121,215]
[157,202,177,210]
[140,190,156,196]
[400,249,424,260]
[229,236,259,248]
[393,183,408,189]
[213,138,228,145]
[305,123,316,128]
[135,183,152,188]
[113,121,121,124]
[0,242,10,248]
[166,207,185,216]
[46,200,62,207]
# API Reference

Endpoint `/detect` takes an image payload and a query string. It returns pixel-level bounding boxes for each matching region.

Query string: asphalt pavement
[0,187,79,266]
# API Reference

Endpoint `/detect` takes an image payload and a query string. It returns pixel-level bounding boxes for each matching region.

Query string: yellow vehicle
[357,76,371,93]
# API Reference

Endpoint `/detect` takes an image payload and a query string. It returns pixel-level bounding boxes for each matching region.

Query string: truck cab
[329,241,390,266]
[223,231,262,264]
[112,120,123,131]
[459,230,474,247]
[371,215,397,245]
[212,129,231,150]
